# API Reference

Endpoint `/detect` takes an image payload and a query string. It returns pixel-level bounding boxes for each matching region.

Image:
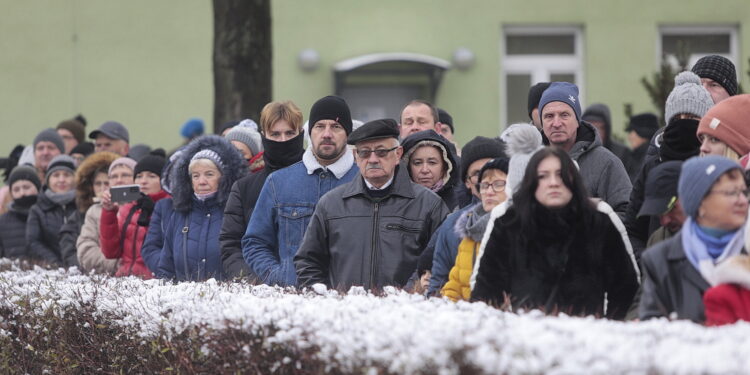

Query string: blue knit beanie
[538,82,582,122]
[180,118,205,139]
[678,155,741,218]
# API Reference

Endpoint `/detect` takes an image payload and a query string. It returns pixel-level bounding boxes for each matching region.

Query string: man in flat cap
[89,121,130,156]
[295,118,449,291]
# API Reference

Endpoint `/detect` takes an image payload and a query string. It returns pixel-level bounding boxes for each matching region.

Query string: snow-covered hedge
[1,259,749,374]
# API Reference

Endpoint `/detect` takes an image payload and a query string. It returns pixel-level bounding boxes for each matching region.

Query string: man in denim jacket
[242,96,359,286]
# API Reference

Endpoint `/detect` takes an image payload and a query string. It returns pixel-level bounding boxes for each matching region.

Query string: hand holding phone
[110,184,142,204]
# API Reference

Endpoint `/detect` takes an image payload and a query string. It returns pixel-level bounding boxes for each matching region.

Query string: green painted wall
[0,0,212,157]
[1,0,749,158]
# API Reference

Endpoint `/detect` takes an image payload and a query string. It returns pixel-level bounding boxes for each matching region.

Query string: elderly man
[539,82,632,218]
[295,119,449,290]
[89,121,130,156]
[32,128,64,180]
[242,95,359,287]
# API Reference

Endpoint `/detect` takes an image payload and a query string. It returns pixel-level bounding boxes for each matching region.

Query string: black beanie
[626,113,660,140]
[308,96,353,135]
[437,108,454,133]
[460,136,506,181]
[134,154,166,178]
[70,142,94,156]
[527,82,551,118]
[478,157,510,183]
[691,55,738,97]
[8,165,42,192]
[417,247,434,277]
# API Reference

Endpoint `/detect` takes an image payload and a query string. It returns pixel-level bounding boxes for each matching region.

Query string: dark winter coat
[141,198,174,274]
[471,201,639,320]
[158,196,227,281]
[638,232,725,323]
[294,166,450,290]
[26,190,77,266]
[157,135,247,281]
[220,133,305,279]
[58,211,83,268]
[401,130,461,211]
[0,203,33,259]
[625,142,649,183]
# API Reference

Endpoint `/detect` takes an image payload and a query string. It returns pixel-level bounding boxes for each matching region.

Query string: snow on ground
[1,262,749,374]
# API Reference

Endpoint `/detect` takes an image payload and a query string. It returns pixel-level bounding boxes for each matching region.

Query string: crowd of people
[2,54,750,326]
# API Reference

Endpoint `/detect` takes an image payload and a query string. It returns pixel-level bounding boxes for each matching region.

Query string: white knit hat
[501,123,543,198]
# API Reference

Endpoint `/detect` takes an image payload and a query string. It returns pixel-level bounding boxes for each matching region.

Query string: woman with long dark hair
[470,147,639,319]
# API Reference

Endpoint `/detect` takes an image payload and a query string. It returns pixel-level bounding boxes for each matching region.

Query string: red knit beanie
[697,94,750,156]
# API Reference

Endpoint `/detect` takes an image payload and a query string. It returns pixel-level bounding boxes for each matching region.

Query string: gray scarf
[45,189,76,206]
[463,203,491,242]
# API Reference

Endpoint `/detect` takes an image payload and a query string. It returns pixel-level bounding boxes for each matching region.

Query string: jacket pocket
[385,223,421,233]
[278,205,315,251]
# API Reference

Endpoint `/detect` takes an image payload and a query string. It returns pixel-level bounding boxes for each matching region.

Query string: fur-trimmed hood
[75,151,120,213]
[401,130,459,189]
[170,135,247,212]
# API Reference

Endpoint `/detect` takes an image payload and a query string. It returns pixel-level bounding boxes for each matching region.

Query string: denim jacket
[242,153,358,286]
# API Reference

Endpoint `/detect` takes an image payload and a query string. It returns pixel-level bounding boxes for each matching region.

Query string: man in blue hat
[539,82,632,218]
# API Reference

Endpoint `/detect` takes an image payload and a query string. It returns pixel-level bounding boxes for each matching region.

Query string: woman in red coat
[704,255,750,326]
[100,155,169,278]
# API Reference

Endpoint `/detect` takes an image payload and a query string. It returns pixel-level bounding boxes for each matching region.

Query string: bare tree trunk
[213,0,271,133]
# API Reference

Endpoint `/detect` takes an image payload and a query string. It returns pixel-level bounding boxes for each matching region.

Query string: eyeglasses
[477,180,506,192]
[355,146,398,159]
[710,188,750,200]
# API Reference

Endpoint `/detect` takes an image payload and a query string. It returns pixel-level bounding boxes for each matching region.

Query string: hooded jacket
[401,130,460,211]
[0,201,34,258]
[220,133,305,279]
[294,166,450,290]
[157,135,247,281]
[26,189,77,266]
[545,121,632,219]
[582,103,630,163]
[100,190,170,278]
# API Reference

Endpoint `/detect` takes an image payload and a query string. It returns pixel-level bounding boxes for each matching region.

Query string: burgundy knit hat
[697,94,750,156]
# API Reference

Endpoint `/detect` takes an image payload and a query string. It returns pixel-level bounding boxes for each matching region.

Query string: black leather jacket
[295,167,449,290]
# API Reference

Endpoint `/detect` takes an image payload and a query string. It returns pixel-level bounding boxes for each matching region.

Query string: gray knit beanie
[33,128,65,154]
[678,155,741,218]
[225,126,263,156]
[501,123,543,198]
[665,71,714,124]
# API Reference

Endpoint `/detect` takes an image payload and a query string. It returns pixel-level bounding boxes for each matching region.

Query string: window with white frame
[502,26,584,127]
[659,25,739,70]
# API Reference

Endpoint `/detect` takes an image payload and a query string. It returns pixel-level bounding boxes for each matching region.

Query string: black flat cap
[638,160,682,218]
[347,119,399,145]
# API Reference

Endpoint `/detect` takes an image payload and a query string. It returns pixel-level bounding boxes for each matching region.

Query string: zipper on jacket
[369,203,379,289]
[385,223,421,233]
[127,224,139,276]
[182,215,190,279]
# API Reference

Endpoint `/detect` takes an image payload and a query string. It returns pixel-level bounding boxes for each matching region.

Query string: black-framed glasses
[355,146,398,159]
[467,171,481,184]
[477,180,506,192]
